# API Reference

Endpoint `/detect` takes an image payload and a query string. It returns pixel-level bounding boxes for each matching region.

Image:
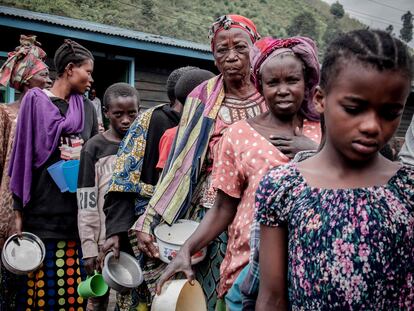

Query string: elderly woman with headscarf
[156,36,322,310]
[0,34,52,309]
[126,14,265,308]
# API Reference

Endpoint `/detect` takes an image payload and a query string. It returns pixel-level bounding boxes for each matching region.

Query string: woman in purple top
[9,39,98,310]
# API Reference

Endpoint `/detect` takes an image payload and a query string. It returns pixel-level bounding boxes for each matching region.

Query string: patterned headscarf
[0,35,48,91]
[251,36,320,121]
[209,14,260,51]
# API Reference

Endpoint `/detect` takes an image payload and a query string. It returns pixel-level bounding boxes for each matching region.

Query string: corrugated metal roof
[0,5,211,52]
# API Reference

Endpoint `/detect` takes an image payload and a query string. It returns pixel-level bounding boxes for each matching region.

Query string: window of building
[0,51,16,103]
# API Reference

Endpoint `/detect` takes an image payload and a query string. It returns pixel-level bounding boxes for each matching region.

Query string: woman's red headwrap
[0,35,48,91]
[209,14,260,51]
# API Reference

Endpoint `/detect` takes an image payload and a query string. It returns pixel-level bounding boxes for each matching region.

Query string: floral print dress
[256,163,414,310]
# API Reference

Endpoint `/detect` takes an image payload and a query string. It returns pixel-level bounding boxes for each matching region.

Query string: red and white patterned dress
[211,119,321,296]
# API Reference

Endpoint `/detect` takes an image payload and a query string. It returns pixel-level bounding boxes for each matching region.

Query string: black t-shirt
[141,105,181,184]
[104,105,180,239]
[14,96,98,240]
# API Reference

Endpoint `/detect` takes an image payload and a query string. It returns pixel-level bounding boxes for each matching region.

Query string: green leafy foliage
[142,0,155,19]
[322,19,343,52]
[330,1,344,19]
[1,0,365,52]
[400,11,413,43]
[287,11,319,40]
[385,24,394,35]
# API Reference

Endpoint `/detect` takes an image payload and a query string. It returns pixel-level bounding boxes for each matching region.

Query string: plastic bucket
[47,160,69,192]
[154,220,207,264]
[151,279,207,311]
[62,160,80,193]
[77,271,108,298]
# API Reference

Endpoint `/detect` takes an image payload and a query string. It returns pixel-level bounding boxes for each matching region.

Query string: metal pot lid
[2,232,45,272]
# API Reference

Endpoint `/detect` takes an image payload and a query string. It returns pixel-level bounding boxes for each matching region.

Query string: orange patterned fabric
[199,91,267,209]
[0,104,19,247]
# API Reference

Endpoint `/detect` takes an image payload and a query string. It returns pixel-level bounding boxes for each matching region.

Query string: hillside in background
[1,0,366,53]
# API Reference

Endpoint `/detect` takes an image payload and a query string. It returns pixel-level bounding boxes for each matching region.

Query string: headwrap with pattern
[251,36,320,121]
[209,14,260,52]
[0,35,48,91]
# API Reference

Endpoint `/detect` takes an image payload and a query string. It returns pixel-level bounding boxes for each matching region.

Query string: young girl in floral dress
[256,29,413,310]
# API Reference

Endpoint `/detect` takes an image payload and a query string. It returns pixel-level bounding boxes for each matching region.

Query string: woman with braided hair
[8,39,98,310]
[255,29,413,310]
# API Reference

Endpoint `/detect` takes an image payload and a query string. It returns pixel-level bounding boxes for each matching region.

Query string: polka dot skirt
[16,240,86,311]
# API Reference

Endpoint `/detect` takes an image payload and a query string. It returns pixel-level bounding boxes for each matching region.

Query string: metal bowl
[1,232,45,275]
[102,251,143,293]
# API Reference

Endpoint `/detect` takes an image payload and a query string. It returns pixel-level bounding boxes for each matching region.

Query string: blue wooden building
[0,5,215,109]
[0,5,412,139]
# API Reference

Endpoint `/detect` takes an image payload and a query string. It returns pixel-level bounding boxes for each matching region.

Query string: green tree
[322,20,342,49]
[400,11,413,43]
[2,0,367,45]
[287,11,319,40]
[142,0,155,19]
[330,1,344,19]
[385,24,394,35]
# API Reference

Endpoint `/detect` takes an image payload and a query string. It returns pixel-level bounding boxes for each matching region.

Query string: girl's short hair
[54,39,94,76]
[321,29,413,91]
